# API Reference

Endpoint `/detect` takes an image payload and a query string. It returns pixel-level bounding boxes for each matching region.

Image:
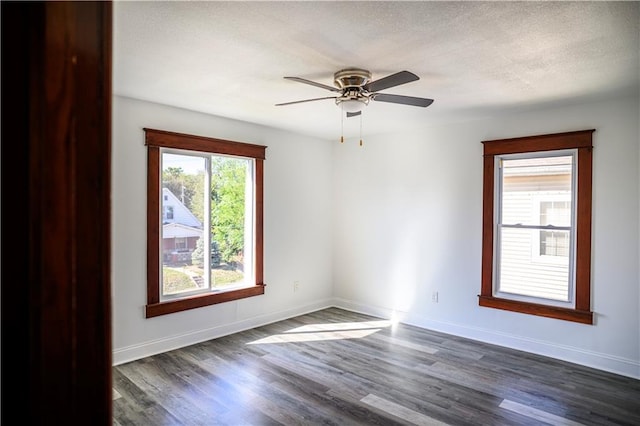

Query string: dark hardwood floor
[113,308,640,425]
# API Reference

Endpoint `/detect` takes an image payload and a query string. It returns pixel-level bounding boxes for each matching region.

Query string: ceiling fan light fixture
[337,98,368,113]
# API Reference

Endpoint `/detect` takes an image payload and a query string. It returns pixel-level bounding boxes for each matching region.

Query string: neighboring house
[162,188,203,264]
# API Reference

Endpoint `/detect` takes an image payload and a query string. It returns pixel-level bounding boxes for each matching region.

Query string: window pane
[540,230,570,257]
[210,156,252,289]
[501,156,572,226]
[498,227,570,301]
[498,154,573,303]
[161,153,207,296]
[540,200,571,227]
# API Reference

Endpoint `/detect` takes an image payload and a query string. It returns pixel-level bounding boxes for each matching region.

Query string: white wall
[332,95,640,378]
[112,96,334,364]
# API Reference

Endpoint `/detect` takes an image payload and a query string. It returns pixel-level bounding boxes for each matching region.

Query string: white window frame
[493,150,577,308]
[159,148,256,301]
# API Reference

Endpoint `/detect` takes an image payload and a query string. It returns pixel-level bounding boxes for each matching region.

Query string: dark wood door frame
[1,2,113,423]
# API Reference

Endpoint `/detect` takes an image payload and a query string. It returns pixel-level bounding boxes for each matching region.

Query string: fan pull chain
[340,106,344,143]
[359,113,363,146]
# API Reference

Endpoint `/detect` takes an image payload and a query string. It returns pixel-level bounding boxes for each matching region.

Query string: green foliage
[210,157,247,265]
[211,269,244,287]
[191,238,205,267]
[162,267,197,294]
[163,265,242,294]
[191,237,221,267]
[188,171,206,224]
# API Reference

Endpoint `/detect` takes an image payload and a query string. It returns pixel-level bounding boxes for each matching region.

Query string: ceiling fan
[275,68,434,117]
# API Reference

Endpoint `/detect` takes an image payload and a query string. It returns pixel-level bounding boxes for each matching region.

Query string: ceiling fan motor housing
[333,68,371,90]
[334,69,372,111]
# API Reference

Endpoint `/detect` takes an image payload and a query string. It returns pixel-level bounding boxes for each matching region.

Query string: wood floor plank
[499,399,586,426]
[369,332,439,355]
[361,394,449,426]
[113,307,640,425]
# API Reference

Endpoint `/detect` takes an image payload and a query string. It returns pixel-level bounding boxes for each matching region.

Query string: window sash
[493,151,577,307]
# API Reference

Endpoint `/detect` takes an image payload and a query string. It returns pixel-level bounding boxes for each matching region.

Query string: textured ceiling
[113,1,640,140]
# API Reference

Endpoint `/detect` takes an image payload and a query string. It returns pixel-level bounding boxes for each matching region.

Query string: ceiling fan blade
[363,70,419,93]
[346,111,361,118]
[275,96,337,106]
[371,93,434,107]
[284,76,340,92]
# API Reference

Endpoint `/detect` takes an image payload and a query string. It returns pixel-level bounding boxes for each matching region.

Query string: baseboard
[332,297,640,380]
[112,298,335,365]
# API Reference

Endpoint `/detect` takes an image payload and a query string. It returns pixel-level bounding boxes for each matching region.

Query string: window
[480,129,594,324]
[174,237,187,251]
[145,128,266,318]
[539,200,570,257]
[496,154,575,303]
[163,205,174,221]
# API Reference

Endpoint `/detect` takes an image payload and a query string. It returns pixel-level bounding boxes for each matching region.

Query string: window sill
[146,284,265,318]
[478,295,593,324]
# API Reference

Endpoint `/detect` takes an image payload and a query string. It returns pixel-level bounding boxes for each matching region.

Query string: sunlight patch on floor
[287,320,393,333]
[247,320,392,345]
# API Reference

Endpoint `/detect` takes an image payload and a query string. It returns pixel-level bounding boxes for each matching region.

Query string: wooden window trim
[144,128,266,318]
[479,129,594,324]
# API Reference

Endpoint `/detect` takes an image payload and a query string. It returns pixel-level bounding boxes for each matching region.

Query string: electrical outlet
[294,280,300,292]
[432,291,438,303]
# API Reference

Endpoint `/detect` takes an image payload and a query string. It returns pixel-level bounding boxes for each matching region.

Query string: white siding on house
[162,187,202,228]
[162,223,203,239]
[499,227,570,301]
